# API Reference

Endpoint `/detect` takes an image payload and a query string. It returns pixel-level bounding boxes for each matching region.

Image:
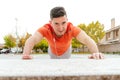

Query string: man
[22,6,104,59]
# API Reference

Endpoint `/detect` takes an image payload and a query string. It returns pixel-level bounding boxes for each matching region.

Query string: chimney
[111,18,115,28]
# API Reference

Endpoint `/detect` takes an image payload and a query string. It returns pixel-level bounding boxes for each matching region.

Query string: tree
[78,21,105,43]
[33,39,48,53]
[18,32,32,51]
[77,21,105,52]
[4,34,16,49]
[72,38,80,48]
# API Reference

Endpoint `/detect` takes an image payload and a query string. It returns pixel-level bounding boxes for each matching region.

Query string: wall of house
[78,42,120,53]
[98,42,120,53]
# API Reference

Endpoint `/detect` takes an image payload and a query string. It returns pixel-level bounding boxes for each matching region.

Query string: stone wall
[0,75,120,80]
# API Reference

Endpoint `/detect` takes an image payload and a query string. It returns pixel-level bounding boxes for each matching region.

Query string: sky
[0,0,120,43]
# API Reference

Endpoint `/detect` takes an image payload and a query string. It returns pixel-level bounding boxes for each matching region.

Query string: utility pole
[15,18,19,54]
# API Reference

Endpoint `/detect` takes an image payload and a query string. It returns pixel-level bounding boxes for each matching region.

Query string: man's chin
[55,32,65,37]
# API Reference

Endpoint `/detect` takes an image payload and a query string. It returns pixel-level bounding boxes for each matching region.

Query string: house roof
[106,25,120,33]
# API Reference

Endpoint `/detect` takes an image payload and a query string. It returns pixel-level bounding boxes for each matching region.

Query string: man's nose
[58,25,63,31]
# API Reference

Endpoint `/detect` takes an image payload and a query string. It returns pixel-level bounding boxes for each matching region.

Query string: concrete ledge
[0,54,120,80]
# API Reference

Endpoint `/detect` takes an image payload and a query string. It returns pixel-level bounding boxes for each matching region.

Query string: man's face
[50,16,68,37]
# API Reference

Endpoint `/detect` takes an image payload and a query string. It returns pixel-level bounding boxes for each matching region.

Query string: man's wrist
[22,54,32,59]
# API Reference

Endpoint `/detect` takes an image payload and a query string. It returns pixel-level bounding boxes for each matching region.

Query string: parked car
[0,49,10,54]
[11,48,23,53]
[0,49,2,54]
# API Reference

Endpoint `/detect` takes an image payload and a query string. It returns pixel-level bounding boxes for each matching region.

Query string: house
[98,18,120,53]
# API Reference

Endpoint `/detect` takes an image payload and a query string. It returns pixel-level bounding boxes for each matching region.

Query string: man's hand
[88,53,104,59]
[22,55,33,60]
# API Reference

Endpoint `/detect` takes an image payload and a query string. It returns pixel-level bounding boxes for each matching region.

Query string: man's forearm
[23,37,35,56]
[86,38,99,53]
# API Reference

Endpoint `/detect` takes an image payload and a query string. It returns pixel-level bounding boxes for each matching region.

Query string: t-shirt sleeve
[72,26,81,37]
[37,26,47,37]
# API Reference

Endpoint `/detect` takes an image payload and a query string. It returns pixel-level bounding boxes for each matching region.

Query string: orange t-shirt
[37,22,81,56]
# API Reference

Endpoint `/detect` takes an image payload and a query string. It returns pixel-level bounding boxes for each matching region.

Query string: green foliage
[34,39,48,52]
[18,32,32,50]
[78,21,105,43]
[4,34,16,48]
[72,38,82,48]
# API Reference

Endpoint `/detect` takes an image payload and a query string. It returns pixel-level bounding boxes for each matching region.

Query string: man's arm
[22,31,43,59]
[76,30,104,59]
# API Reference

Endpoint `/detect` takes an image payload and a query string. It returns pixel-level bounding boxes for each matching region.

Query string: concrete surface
[0,54,120,80]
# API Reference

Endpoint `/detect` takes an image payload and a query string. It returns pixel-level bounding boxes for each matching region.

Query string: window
[106,32,111,40]
[113,29,119,39]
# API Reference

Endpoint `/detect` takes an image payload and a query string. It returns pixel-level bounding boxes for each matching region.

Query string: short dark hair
[50,6,67,19]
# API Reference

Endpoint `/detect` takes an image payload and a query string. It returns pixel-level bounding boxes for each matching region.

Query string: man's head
[49,6,68,37]
[50,6,67,19]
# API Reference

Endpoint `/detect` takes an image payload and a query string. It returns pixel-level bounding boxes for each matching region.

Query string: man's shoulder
[39,23,52,31]
[67,22,81,36]
[67,22,73,27]
[37,23,53,36]
[67,22,79,30]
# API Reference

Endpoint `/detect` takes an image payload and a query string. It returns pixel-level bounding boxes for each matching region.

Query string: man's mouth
[59,31,63,33]
[58,30,64,33]
[55,31,64,37]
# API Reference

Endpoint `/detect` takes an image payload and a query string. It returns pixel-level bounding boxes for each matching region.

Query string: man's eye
[62,22,66,25]
[55,23,58,25]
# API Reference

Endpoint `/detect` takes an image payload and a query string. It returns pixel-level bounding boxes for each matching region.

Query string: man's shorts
[48,46,72,59]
